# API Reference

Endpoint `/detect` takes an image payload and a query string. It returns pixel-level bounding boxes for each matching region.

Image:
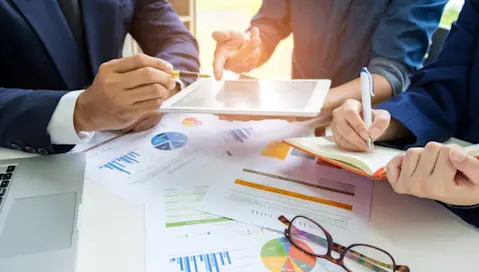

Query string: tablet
[159,79,331,117]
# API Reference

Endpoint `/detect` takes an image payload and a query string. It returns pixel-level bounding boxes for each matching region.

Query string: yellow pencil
[170,70,212,79]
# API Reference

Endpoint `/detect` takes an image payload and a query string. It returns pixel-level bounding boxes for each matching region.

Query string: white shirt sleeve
[47,90,94,145]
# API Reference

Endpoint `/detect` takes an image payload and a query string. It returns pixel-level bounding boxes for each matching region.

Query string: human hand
[386,143,479,206]
[212,27,262,80]
[121,111,163,133]
[74,54,176,132]
[330,99,391,151]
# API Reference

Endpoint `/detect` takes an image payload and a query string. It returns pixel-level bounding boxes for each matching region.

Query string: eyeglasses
[279,215,409,272]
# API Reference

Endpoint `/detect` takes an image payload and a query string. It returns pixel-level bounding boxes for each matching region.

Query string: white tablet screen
[170,80,318,111]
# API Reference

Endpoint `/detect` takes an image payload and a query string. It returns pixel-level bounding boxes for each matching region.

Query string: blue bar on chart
[99,151,140,175]
[170,251,232,272]
[226,128,254,143]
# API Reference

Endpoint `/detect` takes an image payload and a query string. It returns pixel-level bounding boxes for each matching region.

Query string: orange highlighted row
[234,179,353,211]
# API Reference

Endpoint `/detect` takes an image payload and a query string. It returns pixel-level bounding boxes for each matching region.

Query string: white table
[1,147,478,272]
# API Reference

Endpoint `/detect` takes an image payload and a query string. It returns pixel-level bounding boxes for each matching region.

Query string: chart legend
[98,151,139,175]
[170,251,232,272]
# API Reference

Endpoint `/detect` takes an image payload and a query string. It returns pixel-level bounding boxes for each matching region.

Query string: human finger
[226,38,261,69]
[111,54,173,74]
[130,112,162,132]
[212,30,245,46]
[331,123,363,151]
[449,146,479,184]
[129,84,170,104]
[122,67,176,90]
[369,110,391,140]
[342,100,369,141]
[401,147,423,177]
[333,109,369,151]
[386,154,405,192]
[414,142,442,178]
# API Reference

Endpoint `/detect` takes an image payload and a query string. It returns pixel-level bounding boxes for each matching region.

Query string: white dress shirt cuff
[47,90,94,145]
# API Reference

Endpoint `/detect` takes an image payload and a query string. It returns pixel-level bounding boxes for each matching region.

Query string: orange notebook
[283,137,479,181]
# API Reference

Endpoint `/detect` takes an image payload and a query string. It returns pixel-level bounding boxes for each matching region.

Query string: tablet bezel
[159,79,331,117]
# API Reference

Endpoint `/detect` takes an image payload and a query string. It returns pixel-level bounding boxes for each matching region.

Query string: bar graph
[170,251,232,272]
[225,127,254,143]
[99,151,139,175]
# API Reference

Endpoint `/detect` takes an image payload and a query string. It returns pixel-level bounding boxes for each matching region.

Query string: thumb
[212,30,231,43]
[369,110,391,140]
[250,27,260,39]
[449,147,479,183]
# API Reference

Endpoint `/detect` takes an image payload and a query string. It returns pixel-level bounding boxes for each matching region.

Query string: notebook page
[288,137,402,174]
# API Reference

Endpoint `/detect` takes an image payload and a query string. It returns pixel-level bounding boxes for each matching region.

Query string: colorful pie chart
[261,237,316,272]
[182,117,202,127]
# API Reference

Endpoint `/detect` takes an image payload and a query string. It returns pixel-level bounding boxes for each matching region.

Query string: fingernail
[369,127,380,140]
[450,148,467,163]
[166,63,174,71]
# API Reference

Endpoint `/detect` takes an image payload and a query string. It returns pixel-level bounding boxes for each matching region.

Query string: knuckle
[134,54,148,65]
[98,63,109,73]
[425,141,441,151]
[144,67,158,81]
[406,148,423,157]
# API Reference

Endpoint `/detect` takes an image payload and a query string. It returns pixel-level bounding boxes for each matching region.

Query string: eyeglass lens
[290,217,329,256]
[343,245,395,272]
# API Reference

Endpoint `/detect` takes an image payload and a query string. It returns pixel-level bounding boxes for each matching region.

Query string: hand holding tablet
[158,79,331,120]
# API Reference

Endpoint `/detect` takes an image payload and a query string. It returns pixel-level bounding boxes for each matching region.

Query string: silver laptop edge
[0,153,86,272]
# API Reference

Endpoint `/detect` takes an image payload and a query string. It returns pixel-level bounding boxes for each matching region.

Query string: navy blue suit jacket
[0,0,199,154]
[377,0,479,227]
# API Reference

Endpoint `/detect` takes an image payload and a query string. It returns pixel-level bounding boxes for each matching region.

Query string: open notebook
[283,137,479,180]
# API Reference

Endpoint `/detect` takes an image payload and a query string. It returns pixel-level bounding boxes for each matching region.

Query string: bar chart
[170,251,232,272]
[225,127,254,143]
[98,151,139,175]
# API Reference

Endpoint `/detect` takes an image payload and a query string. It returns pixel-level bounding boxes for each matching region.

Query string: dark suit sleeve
[368,0,447,94]
[0,88,73,154]
[249,0,292,65]
[129,0,200,76]
[376,0,479,148]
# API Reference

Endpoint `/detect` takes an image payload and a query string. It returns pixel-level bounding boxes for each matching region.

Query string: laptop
[0,153,86,272]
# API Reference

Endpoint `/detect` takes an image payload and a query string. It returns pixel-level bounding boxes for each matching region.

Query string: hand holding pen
[329,68,391,152]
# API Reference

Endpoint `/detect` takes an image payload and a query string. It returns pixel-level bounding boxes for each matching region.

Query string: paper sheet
[83,113,297,203]
[197,139,374,246]
[146,184,342,272]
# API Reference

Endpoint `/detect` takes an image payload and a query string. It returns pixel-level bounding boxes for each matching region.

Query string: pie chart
[151,132,188,150]
[182,117,202,127]
[261,237,316,272]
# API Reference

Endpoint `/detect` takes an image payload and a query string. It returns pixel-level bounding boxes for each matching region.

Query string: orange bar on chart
[260,141,291,160]
[234,179,353,211]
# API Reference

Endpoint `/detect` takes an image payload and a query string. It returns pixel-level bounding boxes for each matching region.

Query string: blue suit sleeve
[368,0,447,94]
[376,0,479,148]
[129,0,200,78]
[249,0,292,64]
[0,88,73,154]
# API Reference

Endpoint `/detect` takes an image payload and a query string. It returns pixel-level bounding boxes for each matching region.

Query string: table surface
[1,147,477,272]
